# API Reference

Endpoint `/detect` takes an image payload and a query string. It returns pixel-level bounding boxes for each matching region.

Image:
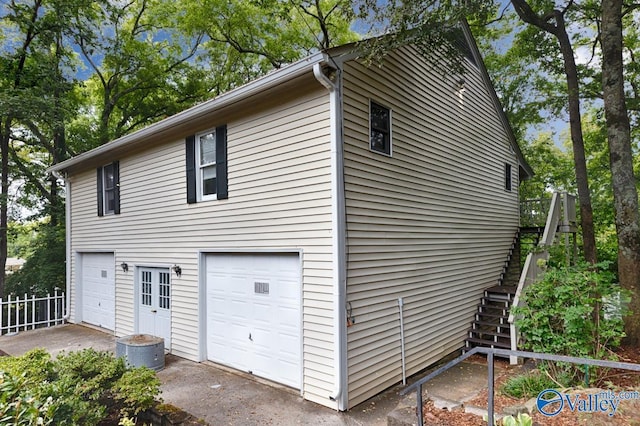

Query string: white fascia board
[48,51,328,174]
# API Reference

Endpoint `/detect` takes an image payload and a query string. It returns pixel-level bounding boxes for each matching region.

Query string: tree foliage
[5,220,64,296]
[0,0,357,297]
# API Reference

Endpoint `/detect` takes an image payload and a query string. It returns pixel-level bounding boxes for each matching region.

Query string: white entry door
[205,253,301,389]
[81,252,115,330]
[138,268,171,349]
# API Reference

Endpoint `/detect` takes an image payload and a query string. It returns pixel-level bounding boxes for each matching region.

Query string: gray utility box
[116,334,165,371]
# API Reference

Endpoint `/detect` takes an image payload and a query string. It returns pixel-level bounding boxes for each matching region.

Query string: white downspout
[313,61,348,411]
[52,170,71,321]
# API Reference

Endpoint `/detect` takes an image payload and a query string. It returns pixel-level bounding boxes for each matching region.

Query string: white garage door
[205,253,301,388]
[81,253,115,331]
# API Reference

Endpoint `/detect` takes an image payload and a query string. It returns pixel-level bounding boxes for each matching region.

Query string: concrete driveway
[0,324,402,425]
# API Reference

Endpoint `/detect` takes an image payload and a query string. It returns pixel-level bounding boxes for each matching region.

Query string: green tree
[519,133,574,201]
[600,0,640,344]
[509,0,598,264]
[178,0,358,74]
[71,0,214,147]
[5,220,64,296]
[0,0,85,296]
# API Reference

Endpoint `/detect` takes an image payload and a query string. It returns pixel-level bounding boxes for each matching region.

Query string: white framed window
[97,161,120,216]
[186,125,227,204]
[370,100,392,156]
[197,129,218,201]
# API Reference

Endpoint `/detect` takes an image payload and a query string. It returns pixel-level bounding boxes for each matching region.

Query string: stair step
[486,285,516,295]
[465,337,511,349]
[481,296,511,305]
[472,320,510,329]
[520,226,544,235]
[477,304,509,314]
[473,320,511,330]
[470,329,511,339]
[475,311,509,320]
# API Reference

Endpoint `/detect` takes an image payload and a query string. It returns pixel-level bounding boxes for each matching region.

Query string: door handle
[151,309,157,313]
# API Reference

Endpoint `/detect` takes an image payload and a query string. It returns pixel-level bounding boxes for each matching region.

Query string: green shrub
[0,348,161,424]
[513,261,629,384]
[0,348,54,385]
[500,370,562,399]
[0,370,57,425]
[56,348,128,401]
[113,367,160,416]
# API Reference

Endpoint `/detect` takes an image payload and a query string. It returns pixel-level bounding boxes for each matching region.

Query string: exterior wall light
[173,265,182,277]
[120,262,129,272]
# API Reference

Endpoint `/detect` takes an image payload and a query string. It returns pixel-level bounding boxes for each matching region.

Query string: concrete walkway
[0,324,497,425]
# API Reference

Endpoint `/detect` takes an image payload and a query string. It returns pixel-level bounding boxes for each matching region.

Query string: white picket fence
[0,290,66,335]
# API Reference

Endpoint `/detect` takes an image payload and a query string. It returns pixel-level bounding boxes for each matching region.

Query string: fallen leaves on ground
[421,346,640,425]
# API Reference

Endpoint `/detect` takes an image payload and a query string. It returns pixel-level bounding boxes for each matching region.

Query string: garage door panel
[205,253,301,389]
[253,302,271,321]
[279,331,299,348]
[278,305,299,324]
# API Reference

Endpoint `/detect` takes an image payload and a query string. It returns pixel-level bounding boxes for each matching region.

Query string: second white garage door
[205,253,301,389]
[80,252,115,331]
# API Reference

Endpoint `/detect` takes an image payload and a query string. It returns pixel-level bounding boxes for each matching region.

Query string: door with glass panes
[138,268,171,349]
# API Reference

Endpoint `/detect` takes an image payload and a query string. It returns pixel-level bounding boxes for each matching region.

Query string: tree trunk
[0,122,9,298]
[50,33,67,227]
[554,14,597,264]
[510,0,598,264]
[601,0,640,344]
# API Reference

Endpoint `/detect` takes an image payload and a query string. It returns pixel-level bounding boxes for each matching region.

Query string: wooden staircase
[465,285,515,350]
[464,231,521,351]
[464,193,578,357]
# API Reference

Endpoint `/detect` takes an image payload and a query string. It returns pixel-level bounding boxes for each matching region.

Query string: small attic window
[370,101,392,156]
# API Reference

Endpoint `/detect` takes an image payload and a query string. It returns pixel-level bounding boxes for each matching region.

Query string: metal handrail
[401,346,640,426]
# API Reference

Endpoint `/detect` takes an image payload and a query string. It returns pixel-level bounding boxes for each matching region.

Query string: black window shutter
[113,161,120,214]
[216,125,228,200]
[97,167,104,216]
[186,135,197,204]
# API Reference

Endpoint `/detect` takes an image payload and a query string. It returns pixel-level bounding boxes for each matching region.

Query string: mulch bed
[421,346,640,425]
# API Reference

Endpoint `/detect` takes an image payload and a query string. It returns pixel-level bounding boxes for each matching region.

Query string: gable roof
[49,30,532,179]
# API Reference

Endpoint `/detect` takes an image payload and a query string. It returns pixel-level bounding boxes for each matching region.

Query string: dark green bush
[0,348,160,424]
[513,261,629,384]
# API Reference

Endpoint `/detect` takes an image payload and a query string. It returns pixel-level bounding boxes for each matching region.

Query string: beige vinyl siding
[68,84,337,408]
[343,45,520,407]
